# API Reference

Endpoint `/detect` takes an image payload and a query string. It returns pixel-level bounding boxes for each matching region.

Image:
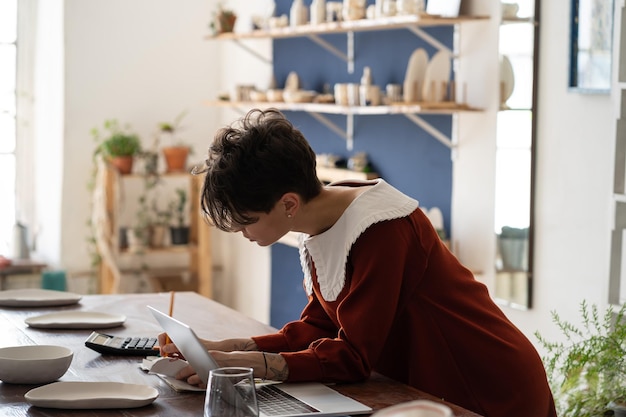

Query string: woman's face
[234,201,291,247]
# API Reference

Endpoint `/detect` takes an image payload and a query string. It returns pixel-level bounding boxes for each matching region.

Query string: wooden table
[0,292,482,416]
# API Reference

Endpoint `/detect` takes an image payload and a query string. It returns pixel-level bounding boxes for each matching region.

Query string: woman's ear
[281,193,300,218]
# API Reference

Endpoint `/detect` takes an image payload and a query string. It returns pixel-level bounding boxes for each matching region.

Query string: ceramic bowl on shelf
[0,345,73,384]
[283,90,317,103]
[266,89,284,102]
[249,90,267,102]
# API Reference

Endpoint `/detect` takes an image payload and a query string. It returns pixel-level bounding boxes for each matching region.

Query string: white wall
[47,0,273,323]
[31,0,619,339]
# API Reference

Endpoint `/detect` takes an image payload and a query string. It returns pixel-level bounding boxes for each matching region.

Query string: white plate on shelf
[25,311,126,329]
[25,381,159,409]
[422,50,451,103]
[403,48,429,103]
[0,289,82,307]
[500,54,515,106]
[426,0,461,17]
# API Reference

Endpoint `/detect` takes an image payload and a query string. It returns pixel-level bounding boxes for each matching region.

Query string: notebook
[147,305,372,417]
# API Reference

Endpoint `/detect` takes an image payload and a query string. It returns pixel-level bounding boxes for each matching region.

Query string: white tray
[25,311,126,329]
[25,381,159,409]
[0,289,82,307]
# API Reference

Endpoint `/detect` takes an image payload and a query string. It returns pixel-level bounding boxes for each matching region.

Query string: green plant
[535,300,626,417]
[169,188,188,227]
[151,199,172,226]
[158,110,187,134]
[91,119,141,157]
[209,2,237,34]
[158,110,190,148]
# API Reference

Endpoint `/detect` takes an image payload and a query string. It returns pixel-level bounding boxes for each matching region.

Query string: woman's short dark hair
[197,108,323,232]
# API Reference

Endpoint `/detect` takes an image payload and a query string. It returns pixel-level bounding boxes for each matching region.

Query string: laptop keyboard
[256,384,319,416]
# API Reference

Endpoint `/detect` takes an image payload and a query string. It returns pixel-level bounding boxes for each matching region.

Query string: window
[0,0,17,255]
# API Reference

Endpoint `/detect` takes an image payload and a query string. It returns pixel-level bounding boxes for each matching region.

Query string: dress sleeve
[252,292,338,352]
[262,214,433,384]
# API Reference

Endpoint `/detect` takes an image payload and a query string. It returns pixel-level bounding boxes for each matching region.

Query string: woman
[159,108,556,417]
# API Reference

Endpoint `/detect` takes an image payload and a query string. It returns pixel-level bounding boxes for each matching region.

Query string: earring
[287,214,292,218]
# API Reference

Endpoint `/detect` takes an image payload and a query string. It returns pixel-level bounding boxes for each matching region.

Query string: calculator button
[126,338,140,348]
[136,338,149,348]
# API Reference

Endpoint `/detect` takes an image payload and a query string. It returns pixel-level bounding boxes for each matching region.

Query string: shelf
[210,15,489,40]
[316,166,378,183]
[207,100,480,150]
[120,171,193,179]
[500,17,536,25]
[95,166,212,297]
[209,14,489,72]
[118,244,198,256]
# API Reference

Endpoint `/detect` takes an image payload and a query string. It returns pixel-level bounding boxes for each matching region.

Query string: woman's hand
[175,364,206,389]
[157,332,183,359]
[155,335,288,383]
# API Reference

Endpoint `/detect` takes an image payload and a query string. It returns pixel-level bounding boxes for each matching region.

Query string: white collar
[298,179,419,301]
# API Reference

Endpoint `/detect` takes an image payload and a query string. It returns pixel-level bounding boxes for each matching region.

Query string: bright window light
[0,0,17,256]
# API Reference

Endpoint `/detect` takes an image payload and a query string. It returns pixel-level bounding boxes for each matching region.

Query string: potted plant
[535,301,626,417]
[150,199,172,248]
[210,2,237,35]
[92,119,142,174]
[169,188,190,245]
[127,193,152,253]
[158,111,192,173]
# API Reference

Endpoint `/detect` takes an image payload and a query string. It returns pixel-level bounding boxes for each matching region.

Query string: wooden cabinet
[94,164,212,297]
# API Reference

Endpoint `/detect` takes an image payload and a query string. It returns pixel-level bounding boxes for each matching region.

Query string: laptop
[147,305,372,417]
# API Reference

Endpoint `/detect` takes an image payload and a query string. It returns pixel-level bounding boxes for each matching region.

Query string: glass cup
[204,367,259,417]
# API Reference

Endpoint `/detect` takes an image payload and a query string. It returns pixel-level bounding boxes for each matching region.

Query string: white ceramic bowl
[283,90,317,104]
[0,345,73,384]
[249,90,267,102]
[266,89,284,102]
[372,400,453,417]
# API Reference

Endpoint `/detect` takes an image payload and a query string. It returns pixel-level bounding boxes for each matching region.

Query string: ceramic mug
[386,83,402,103]
[347,83,360,106]
[334,83,348,105]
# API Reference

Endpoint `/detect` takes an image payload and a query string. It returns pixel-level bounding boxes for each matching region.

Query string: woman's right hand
[157,332,183,358]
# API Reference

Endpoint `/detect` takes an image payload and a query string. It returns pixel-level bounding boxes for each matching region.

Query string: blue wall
[269,0,455,328]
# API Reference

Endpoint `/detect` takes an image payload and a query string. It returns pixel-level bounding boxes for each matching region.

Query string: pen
[163,291,175,357]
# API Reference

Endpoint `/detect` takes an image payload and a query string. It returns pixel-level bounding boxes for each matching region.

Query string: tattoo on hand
[267,353,289,381]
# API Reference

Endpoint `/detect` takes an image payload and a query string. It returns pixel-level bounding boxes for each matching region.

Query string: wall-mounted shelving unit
[206,14,488,151]
[210,15,488,72]
[207,100,479,150]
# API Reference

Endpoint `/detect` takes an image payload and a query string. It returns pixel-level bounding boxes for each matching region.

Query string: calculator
[85,331,159,356]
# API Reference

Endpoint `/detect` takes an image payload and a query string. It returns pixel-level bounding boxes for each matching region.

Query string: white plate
[500,54,515,106]
[25,381,159,409]
[372,400,452,417]
[403,48,429,103]
[25,311,126,329]
[426,0,461,17]
[0,289,82,307]
[422,50,452,103]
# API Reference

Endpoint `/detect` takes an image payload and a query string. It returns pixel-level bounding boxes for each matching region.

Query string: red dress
[252,180,556,417]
